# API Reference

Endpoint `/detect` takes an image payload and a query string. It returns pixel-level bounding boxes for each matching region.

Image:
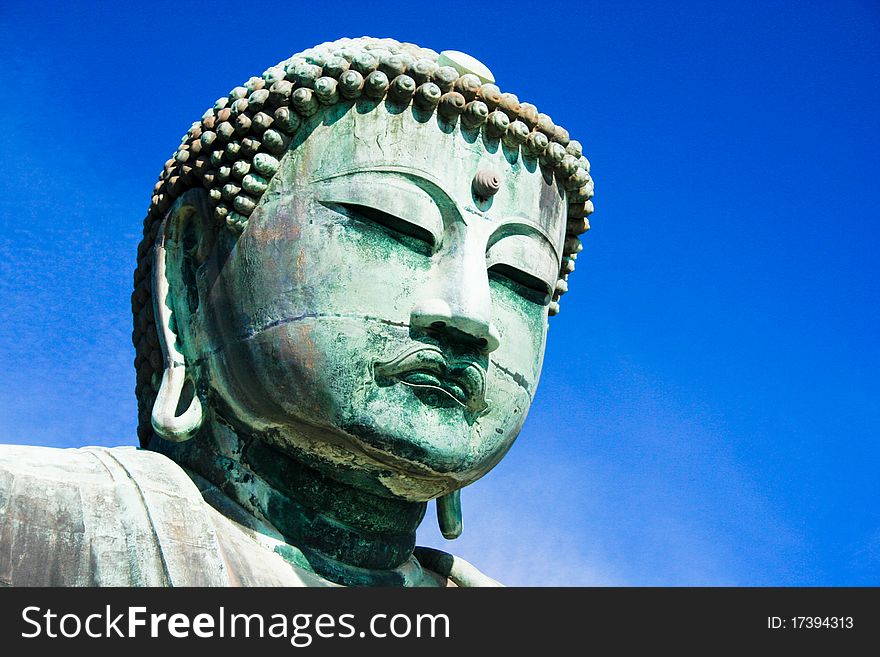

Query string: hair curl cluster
[132,37,595,447]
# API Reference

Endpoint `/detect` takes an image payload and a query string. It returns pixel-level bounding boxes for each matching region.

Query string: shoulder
[0,445,229,586]
[0,444,198,509]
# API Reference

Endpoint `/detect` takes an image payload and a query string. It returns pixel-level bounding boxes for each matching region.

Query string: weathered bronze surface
[0,37,594,587]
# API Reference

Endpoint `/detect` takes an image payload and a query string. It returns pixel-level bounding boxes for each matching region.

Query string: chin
[335,403,519,500]
[336,429,502,501]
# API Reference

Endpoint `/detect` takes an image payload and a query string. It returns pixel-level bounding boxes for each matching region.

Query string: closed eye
[488,263,552,305]
[324,202,435,255]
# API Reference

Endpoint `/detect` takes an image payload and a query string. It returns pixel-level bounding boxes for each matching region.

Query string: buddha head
[132,37,594,523]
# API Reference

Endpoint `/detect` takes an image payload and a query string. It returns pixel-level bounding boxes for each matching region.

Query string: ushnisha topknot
[132,36,594,446]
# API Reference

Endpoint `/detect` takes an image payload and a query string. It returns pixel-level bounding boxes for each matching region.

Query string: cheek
[205,315,406,429]
[489,281,549,392]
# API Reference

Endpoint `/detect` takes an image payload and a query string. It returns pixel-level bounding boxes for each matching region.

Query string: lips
[374,345,488,415]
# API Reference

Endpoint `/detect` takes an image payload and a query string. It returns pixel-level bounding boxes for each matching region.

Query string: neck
[151,414,428,586]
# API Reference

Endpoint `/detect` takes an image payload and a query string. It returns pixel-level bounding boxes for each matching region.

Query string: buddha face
[196,102,567,500]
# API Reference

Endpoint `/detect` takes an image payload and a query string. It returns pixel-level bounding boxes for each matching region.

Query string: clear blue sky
[0,0,877,585]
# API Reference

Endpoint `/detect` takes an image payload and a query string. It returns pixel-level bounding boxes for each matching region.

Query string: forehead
[275,103,567,248]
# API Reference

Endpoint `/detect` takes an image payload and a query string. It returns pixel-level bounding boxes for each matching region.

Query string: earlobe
[437,489,463,539]
[152,365,203,441]
[150,192,210,442]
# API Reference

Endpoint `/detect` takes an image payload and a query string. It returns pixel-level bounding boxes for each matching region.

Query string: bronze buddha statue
[0,37,594,587]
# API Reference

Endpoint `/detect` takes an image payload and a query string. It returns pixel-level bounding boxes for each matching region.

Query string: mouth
[373,345,488,416]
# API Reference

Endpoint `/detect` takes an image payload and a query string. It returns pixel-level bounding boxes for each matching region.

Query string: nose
[410,238,501,353]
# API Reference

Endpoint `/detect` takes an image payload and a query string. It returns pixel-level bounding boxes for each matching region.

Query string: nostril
[476,338,488,349]
[431,321,446,329]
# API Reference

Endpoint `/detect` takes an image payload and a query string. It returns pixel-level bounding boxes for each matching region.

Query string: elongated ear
[150,189,216,442]
[437,489,463,539]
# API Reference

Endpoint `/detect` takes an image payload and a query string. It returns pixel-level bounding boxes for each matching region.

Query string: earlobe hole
[175,377,196,417]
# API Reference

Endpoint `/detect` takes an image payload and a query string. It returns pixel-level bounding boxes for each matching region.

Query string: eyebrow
[311,165,459,214]
[312,165,562,256]
[487,220,560,260]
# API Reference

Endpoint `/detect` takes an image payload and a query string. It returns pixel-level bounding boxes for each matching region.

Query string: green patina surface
[153,39,580,584]
[0,38,594,588]
[152,94,568,584]
[0,38,594,587]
